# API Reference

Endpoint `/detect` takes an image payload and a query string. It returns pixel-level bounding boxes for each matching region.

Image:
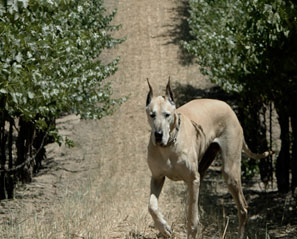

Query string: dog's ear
[166,77,174,105]
[146,78,153,106]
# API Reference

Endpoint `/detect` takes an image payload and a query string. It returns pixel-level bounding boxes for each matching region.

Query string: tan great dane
[146,79,270,239]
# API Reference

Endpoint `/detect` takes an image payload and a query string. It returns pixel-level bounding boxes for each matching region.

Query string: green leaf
[0,0,124,146]
[28,92,34,99]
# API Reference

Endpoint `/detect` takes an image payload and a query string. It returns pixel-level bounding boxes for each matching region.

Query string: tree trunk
[33,129,46,173]
[258,106,273,186]
[291,109,297,195]
[275,102,290,193]
[238,97,270,181]
[7,119,14,199]
[16,118,35,183]
[0,127,6,199]
[0,97,7,199]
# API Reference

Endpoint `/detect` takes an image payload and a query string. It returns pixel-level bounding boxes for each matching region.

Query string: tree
[0,0,124,199]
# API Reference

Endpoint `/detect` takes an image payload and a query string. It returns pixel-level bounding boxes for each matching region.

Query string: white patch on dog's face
[146,96,176,146]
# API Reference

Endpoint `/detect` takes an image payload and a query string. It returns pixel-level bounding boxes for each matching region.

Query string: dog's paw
[155,220,172,237]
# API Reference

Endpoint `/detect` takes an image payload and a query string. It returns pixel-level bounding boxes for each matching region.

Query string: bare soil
[1,0,296,238]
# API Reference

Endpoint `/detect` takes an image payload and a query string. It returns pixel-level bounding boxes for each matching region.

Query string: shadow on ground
[131,164,297,238]
[172,82,236,108]
[199,168,297,239]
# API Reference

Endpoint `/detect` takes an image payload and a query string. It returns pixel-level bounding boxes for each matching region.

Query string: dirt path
[1,0,297,238]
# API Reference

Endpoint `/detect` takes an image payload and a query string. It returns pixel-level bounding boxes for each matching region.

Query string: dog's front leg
[148,176,172,237]
[187,175,200,239]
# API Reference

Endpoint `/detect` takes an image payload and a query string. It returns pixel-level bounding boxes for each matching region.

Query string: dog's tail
[242,139,273,160]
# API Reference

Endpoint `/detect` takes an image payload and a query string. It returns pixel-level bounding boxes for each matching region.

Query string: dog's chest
[159,155,190,181]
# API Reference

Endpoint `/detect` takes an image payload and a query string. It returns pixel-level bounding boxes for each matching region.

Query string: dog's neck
[167,113,181,146]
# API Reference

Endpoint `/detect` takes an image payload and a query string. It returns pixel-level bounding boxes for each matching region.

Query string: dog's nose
[154,131,163,141]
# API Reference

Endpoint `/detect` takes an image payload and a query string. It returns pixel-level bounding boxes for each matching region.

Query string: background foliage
[0,0,123,199]
[184,0,297,193]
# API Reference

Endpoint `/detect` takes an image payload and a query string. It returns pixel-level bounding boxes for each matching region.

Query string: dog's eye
[164,113,170,118]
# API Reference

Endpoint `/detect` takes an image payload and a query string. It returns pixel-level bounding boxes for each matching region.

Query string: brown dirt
[1,0,296,238]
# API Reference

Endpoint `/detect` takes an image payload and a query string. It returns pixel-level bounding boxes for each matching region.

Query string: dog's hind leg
[220,139,248,239]
[187,174,201,239]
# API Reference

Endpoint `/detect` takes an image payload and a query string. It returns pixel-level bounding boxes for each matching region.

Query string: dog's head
[146,78,177,147]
